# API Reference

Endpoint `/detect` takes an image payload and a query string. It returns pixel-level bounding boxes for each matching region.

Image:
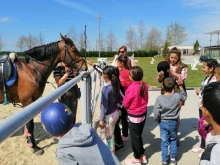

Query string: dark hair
[166,47,181,65]
[202,82,220,125]
[103,66,121,102]
[129,66,146,97]
[118,45,127,53]
[163,77,175,92]
[117,55,129,69]
[204,59,218,74]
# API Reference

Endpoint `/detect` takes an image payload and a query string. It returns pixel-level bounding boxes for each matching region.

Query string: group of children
[40,45,220,165]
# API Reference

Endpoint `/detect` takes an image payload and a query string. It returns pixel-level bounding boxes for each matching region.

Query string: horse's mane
[24,41,60,60]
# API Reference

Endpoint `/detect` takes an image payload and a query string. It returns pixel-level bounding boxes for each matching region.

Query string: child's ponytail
[140,81,145,97]
[103,66,121,102]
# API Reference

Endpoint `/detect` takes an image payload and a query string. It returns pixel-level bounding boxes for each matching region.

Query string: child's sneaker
[192,146,204,153]
[115,144,125,152]
[162,162,168,165]
[170,159,177,165]
[122,135,129,142]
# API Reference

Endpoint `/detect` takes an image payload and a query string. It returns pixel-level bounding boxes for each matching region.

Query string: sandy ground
[0,62,201,165]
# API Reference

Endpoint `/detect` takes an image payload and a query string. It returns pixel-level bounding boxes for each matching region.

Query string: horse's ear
[60,33,66,41]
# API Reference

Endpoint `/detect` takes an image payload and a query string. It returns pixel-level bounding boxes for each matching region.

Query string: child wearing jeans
[154,78,187,165]
[123,66,148,165]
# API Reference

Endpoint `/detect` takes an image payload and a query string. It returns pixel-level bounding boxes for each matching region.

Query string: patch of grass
[87,57,205,87]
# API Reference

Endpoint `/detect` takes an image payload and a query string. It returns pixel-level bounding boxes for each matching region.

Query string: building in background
[204,30,220,60]
[168,45,194,55]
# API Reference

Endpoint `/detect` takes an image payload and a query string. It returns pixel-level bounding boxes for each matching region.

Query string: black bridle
[63,25,88,71]
[63,44,86,71]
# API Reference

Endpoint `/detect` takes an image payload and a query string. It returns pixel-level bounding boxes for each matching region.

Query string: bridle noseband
[63,44,86,71]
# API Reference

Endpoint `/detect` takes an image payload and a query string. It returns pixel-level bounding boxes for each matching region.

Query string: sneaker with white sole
[170,159,177,165]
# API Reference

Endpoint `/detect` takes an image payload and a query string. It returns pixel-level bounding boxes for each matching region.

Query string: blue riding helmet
[41,102,73,137]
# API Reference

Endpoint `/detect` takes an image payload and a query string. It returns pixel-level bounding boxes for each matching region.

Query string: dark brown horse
[6,34,87,155]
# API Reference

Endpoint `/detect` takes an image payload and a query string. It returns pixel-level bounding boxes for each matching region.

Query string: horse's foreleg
[25,119,35,148]
[22,101,44,155]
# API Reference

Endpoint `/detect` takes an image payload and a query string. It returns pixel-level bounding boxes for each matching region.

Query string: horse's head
[58,33,88,71]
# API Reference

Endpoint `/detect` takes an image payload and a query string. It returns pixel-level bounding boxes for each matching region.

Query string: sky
[0,0,220,51]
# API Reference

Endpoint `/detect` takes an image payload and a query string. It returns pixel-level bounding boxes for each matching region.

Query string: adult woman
[112,45,135,68]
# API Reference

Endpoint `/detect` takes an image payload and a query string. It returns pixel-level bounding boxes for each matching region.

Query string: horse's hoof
[31,146,44,156]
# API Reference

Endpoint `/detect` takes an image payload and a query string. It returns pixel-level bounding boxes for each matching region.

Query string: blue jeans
[159,120,178,162]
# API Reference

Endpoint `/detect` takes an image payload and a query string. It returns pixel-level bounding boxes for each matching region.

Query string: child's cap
[41,102,73,137]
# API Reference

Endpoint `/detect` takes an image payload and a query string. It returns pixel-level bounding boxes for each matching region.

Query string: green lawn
[86,57,205,88]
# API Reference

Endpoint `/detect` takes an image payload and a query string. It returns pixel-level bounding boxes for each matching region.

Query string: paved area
[0,65,202,165]
[116,90,201,165]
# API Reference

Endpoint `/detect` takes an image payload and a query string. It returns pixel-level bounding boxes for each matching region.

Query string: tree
[162,40,171,57]
[38,32,45,46]
[166,22,187,45]
[105,30,117,51]
[145,27,162,50]
[126,26,137,51]
[66,26,77,44]
[24,33,38,49]
[194,40,200,54]
[78,31,85,51]
[0,32,3,51]
[138,21,146,50]
[16,35,26,51]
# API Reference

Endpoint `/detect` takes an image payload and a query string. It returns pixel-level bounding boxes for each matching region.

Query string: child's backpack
[198,116,212,140]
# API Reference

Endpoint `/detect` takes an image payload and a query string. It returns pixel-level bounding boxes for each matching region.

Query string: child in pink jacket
[123,66,149,165]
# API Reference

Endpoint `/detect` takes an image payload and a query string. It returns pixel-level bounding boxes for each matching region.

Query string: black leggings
[199,109,205,149]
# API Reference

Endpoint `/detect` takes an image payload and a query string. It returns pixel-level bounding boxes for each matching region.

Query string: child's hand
[203,120,209,127]
[177,80,183,86]
[64,67,71,75]
[99,120,105,129]
[87,60,94,66]
[196,88,200,95]
[72,69,78,77]
[157,71,164,82]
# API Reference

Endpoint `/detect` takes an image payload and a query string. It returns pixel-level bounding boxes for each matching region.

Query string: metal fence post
[81,71,92,124]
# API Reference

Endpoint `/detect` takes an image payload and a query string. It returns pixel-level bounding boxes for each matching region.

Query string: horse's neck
[18,56,60,81]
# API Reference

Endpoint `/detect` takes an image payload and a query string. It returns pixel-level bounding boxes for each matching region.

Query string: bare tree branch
[105,30,117,51]
[126,26,137,51]
[145,27,162,50]
[16,35,26,51]
[66,26,77,44]
[25,33,38,49]
[38,32,45,46]
[166,22,187,45]
[138,21,146,50]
